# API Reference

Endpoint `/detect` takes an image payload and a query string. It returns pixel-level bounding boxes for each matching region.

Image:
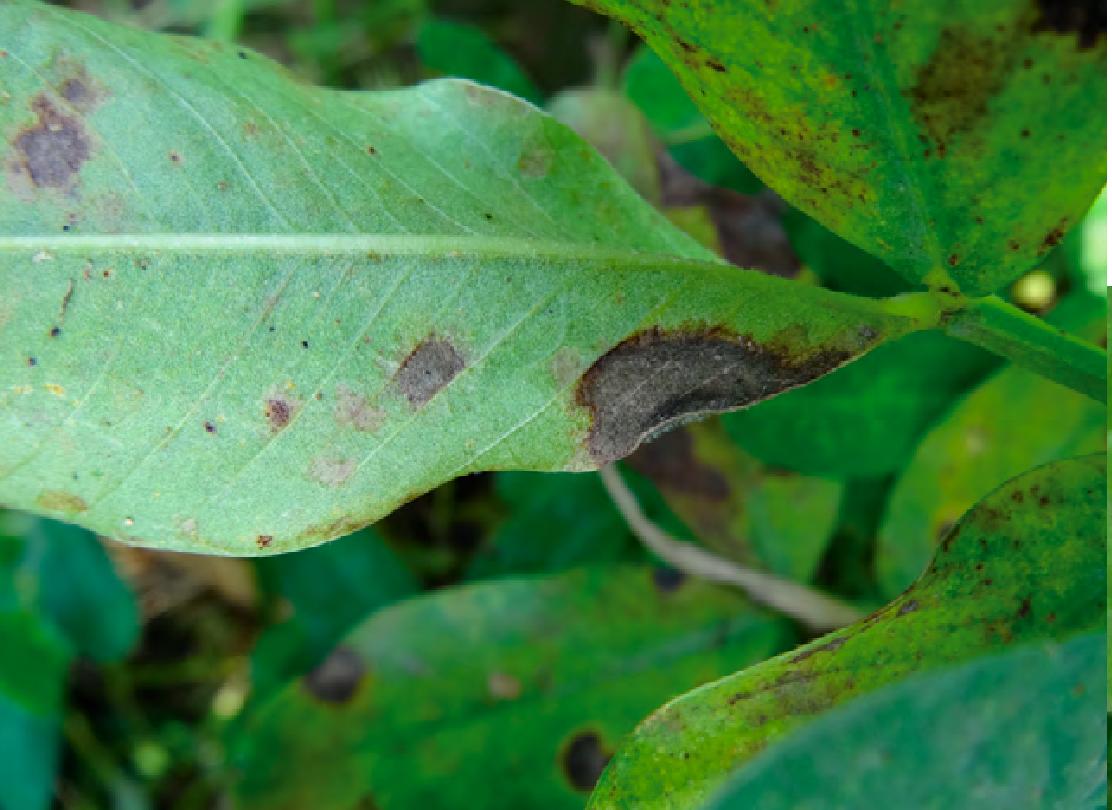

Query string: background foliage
[0,0,1105,808]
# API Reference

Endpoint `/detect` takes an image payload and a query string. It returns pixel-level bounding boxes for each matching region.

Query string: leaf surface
[702,633,1106,810]
[0,1,918,553]
[577,0,1107,293]
[876,365,1105,596]
[227,565,789,809]
[588,454,1106,809]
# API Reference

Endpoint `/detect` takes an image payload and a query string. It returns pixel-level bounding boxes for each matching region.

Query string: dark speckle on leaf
[1033,0,1106,49]
[303,646,365,704]
[562,731,611,792]
[394,336,465,407]
[652,566,687,593]
[264,396,295,430]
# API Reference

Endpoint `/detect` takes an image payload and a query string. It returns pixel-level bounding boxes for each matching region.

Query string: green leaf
[576,0,1107,294]
[416,17,542,104]
[0,1,922,554]
[722,331,998,476]
[0,611,71,718]
[18,520,139,662]
[228,566,789,809]
[251,527,417,698]
[548,88,661,203]
[0,692,60,810]
[702,633,1106,810]
[621,45,760,194]
[588,454,1105,809]
[877,366,1105,597]
[626,419,841,581]
[465,471,640,578]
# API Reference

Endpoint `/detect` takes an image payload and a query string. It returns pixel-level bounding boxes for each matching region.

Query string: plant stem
[943,295,1106,403]
[598,465,865,632]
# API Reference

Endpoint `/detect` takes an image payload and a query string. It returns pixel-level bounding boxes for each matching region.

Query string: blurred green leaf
[589,455,1105,809]
[877,366,1105,597]
[581,0,1106,295]
[781,207,911,299]
[0,692,60,810]
[622,45,760,194]
[0,611,71,717]
[229,566,788,809]
[548,88,660,202]
[18,521,139,663]
[466,472,640,578]
[723,331,998,477]
[627,419,840,581]
[702,633,1105,810]
[416,17,541,103]
[251,528,416,698]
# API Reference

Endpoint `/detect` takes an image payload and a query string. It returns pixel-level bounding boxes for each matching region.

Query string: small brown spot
[487,672,522,701]
[898,599,919,615]
[517,147,553,178]
[947,254,959,266]
[36,490,87,513]
[203,420,216,434]
[562,731,611,792]
[366,145,377,156]
[706,59,727,72]
[49,326,61,338]
[26,356,37,367]
[789,636,846,663]
[256,534,273,549]
[394,337,465,407]
[303,646,365,704]
[1017,595,1032,618]
[168,150,182,164]
[307,456,356,487]
[1020,128,1031,138]
[11,96,91,189]
[334,384,384,432]
[264,396,296,430]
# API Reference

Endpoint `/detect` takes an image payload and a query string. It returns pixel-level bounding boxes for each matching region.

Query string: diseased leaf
[0,1,921,554]
[588,455,1105,809]
[876,365,1105,597]
[416,17,542,104]
[627,419,841,581]
[622,44,760,194]
[703,633,1106,810]
[722,331,998,476]
[250,527,417,699]
[227,566,789,809]
[577,0,1107,293]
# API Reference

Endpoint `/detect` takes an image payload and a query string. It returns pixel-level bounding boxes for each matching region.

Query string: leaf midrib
[0,234,728,269]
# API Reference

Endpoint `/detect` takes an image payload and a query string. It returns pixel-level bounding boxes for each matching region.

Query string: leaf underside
[0,1,919,554]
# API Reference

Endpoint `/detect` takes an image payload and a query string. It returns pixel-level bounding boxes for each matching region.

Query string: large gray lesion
[393,336,466,407]
[575,327,859,464]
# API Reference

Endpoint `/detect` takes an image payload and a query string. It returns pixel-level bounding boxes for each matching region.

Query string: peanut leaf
[588,454,1106,809]
[703,633,1105,810]
[575,0,1107,294]
[0,1,919,554]
[227,566,789,809]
